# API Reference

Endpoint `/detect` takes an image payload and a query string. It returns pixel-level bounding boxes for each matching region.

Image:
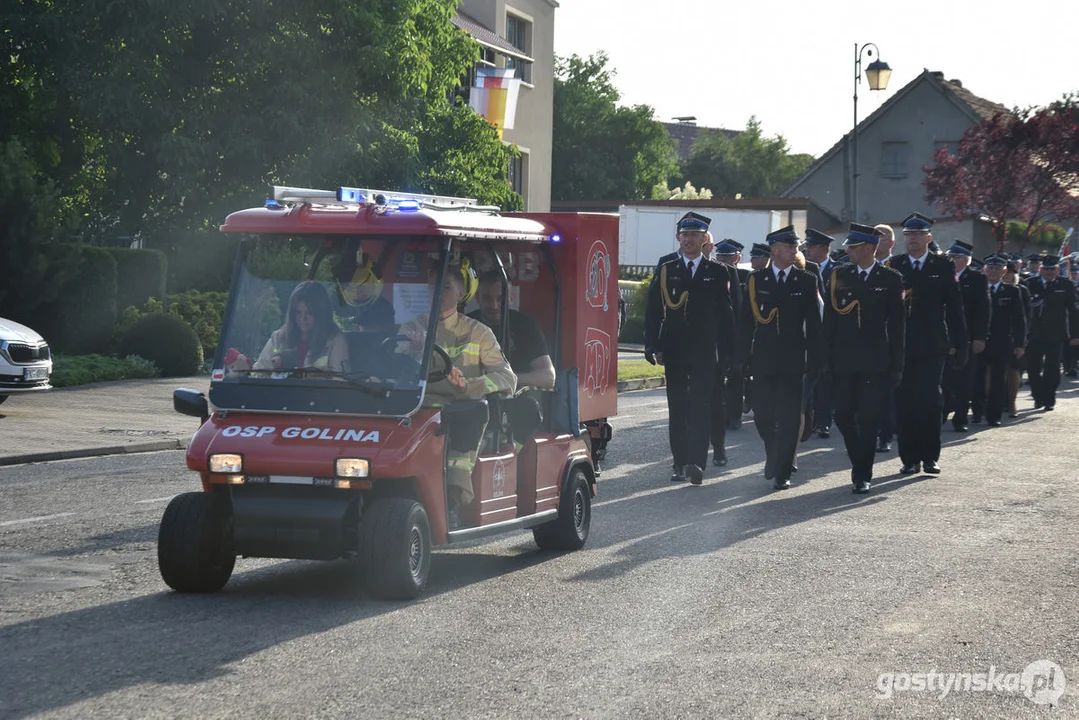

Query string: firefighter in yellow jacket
[399,263,517,526]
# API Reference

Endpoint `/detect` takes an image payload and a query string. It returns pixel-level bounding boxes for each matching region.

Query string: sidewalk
[0,371,667,466]
[0,378,207,466]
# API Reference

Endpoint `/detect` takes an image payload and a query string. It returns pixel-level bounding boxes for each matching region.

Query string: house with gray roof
[782,70,1009,257]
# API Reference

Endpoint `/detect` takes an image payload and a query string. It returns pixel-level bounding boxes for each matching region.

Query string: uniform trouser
[725,365,744,428]
[943,348,978,424]
[1027,340,1063,407]
[832,372,890,483]
[813,375,833,430]
[977,353,1011,423]
[877,392,895,445]
[710,364,727,455]
[448,448,480,504]
[665,361,716,470]
[751,373,804,481]
[895,355,947,466]
[1065,344,1077,372]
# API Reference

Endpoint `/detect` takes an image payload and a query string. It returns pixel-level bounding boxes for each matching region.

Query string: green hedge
[37,245,119,355]
[120,290,227,360]
[105,247,167,313]
[160,231,242,293]
[119,313,203,377]
[51,354,160,387]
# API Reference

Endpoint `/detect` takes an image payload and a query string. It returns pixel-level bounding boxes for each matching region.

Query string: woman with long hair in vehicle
[254,281,349,372]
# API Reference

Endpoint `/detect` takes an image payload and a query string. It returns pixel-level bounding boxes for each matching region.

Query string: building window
[505,14,532,84]
[509,151,528,200]
[933,140,960,159]
[880,141,908,178]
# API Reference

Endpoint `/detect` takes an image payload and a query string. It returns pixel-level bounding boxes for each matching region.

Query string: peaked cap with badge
[677,211,711,233]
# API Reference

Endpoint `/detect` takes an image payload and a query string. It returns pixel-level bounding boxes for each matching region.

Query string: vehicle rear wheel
[533,466,591,551]
[361,498,431,600]
[158,492,235,593]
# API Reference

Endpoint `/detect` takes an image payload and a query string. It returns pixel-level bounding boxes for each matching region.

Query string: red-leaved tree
[924,100,1079,253]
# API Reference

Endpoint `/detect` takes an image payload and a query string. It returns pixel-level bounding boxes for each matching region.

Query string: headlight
[209,453,243,473]
[335,458,370,478]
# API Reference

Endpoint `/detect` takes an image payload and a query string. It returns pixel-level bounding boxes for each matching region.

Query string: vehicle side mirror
[174,388,209,422]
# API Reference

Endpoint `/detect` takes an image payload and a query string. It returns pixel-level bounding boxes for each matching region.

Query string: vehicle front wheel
[533,466,591,551]
[361,498,431,600]
[158,492,235,593]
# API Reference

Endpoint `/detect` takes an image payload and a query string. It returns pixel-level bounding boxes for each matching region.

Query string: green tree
[651,180,713,200]
[2,0,519,245]
[552,52,678,201]
[682,117,813,198]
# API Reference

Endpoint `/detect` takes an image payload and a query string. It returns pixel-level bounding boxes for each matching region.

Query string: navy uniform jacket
[886,253,968,360]
[984,283,1027,358]
[1017,282,1033,330]
[1023,276,1079,343]
[646,252,740,348]
[803,260,826,297]
[645,256,736,367]
[957,268,990,343]
[739,266,822,375]
[822,263,905,377]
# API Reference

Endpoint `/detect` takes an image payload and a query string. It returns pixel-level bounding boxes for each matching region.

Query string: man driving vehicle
[468,271,556,389]
[398,262,517,527]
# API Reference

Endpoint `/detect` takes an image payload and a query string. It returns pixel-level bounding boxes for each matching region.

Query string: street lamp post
[852,43,892,224]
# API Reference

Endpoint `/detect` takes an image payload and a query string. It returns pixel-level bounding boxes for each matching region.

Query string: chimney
[949,79,963,88]
[929,71,944,81]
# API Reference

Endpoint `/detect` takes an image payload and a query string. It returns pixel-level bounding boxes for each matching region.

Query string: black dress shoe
[712,452,728,467]
[900,462,920,475]
[685,464,704,486]
[670,467,686,482]
[853,481,870,494]
[876,441,892,453]
[952,423,968,432]
[773,478,791,490]
[1045,405,1056,411]
[988,419,1002,427]
[817,427,831,439]
[1009,410,1019,418]
[923,461,942,474]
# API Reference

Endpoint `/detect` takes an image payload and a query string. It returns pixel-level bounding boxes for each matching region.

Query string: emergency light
[271,185,500,213]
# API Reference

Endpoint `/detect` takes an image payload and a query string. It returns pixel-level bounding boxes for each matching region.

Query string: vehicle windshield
[209,234,449,417]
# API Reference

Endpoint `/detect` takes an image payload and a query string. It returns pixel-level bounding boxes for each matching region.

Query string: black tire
[158,492,235,593]
[361,498,431,600]
[533,466,592,551]
[0,395,7,405]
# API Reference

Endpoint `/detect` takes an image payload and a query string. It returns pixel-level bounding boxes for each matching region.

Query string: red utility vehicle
[162,186,618,599]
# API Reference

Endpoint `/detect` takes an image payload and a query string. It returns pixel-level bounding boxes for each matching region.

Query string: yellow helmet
[458,257,478,304]
[337,255,383,308]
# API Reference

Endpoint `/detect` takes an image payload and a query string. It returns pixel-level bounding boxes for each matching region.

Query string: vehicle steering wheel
[378,336,453,383]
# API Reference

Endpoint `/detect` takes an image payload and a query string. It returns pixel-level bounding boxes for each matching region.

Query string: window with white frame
[505,14,532,84]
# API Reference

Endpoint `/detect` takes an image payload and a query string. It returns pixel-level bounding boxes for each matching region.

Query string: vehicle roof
[220,203,557,243]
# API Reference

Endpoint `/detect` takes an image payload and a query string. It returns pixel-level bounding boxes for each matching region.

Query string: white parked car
[0,317,53,404]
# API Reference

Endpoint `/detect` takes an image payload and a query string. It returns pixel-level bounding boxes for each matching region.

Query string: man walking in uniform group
[977,255,1027,425]
[887,212,967,475]
[943,241,989,430]
[802,229,836,439]
[714,239,750,435]
[645,213,736,484]
[740,226,823,490]
[1022,255,1079,411]
[823,224,905,493]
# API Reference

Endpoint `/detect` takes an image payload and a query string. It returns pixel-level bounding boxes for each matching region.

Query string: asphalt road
[1,386,1077,718]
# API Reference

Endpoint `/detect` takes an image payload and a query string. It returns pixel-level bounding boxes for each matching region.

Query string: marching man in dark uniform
[1021,255,1079,411]
[740,225,823,490]
[942,240,989,430]
[645,212,736,484]
[823,223,905,493]
[886,212,967,475]
[802,229,837,439]
[977,255,1027,425]
[714,239,750,434]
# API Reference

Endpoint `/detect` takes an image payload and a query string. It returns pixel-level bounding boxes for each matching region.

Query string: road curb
[617,376,666,392]
[0,439,188,467]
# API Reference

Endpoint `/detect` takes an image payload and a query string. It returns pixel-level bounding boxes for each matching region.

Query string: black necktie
[778,269,786,285]
[860,270,868,283]
[687,259,695,276]
[913,259,921,271]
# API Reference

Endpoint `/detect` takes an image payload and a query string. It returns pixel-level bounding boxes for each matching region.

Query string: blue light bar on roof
[550,234,561,243]
[396,200,420,212]
[337,187,367,203]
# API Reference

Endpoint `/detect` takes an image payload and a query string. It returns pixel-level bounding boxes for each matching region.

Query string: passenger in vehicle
[398,264,517,527]
[468,271,556,389]
[335,253,397,333]
[254,281,349,372]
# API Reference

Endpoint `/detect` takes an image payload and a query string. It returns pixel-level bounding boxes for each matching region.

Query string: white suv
[0,317,53,404]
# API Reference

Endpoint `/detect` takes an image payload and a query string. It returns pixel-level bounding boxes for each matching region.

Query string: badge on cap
[677,211,711,233]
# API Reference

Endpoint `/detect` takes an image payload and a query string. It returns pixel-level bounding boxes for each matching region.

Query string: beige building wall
[458,0,556,211]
